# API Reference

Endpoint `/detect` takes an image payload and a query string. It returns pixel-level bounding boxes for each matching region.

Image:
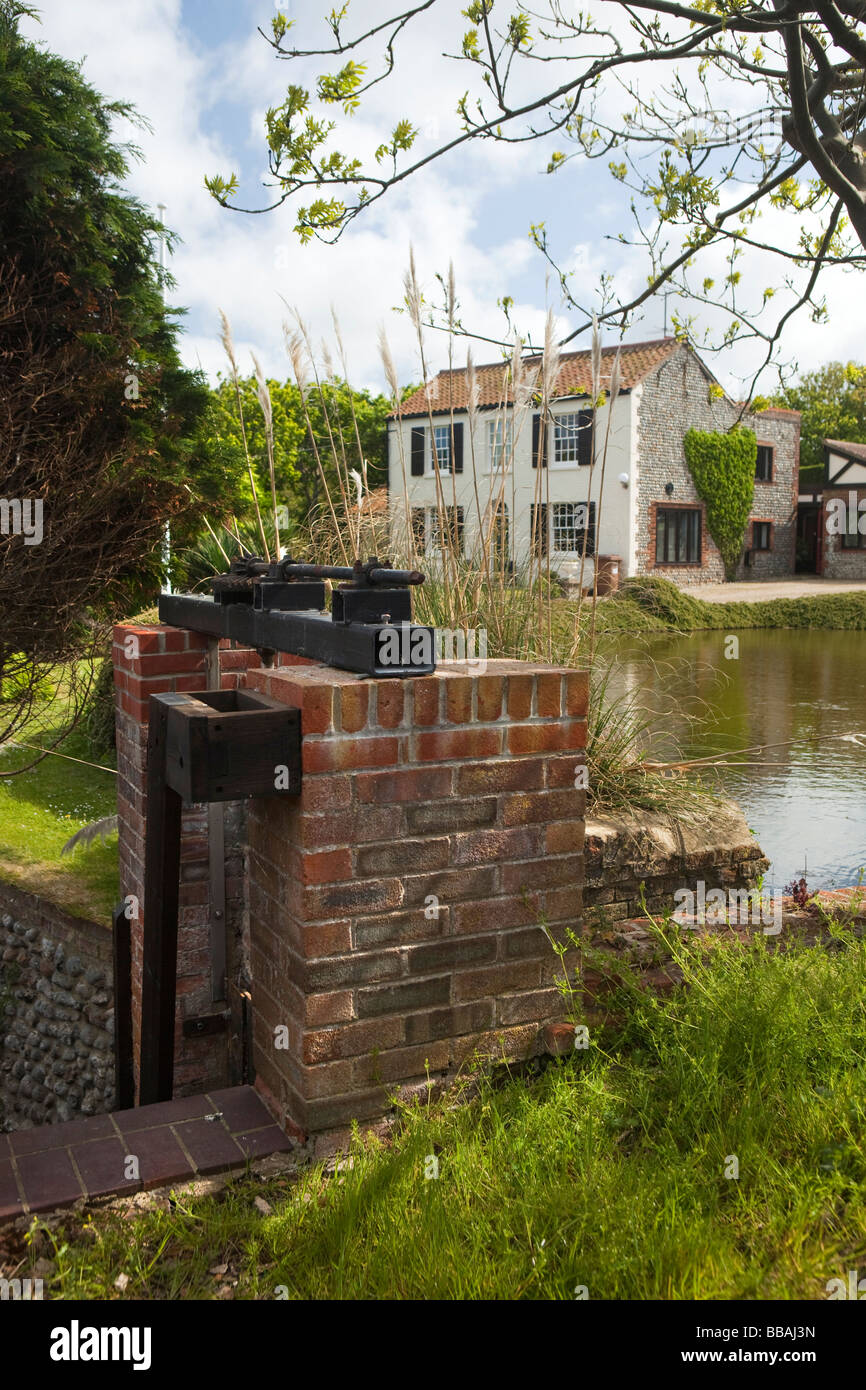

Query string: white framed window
[553,410,592,466]
[427,505,464,555]
[552,501,595,555]
[488,417,513,470]
[432,424,451,473]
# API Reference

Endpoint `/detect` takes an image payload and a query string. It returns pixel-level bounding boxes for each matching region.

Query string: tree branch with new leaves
[206,1,866,389]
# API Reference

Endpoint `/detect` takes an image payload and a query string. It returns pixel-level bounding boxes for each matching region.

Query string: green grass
[0,668,118,921]
[27,920,866,1300]
[588,577,866,637]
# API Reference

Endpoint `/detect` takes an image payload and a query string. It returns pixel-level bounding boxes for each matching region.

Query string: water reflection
[605,630,866,892]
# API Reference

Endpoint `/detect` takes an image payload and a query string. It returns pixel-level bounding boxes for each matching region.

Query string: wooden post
[137,686,300,1105]
[205,638,227,1003]
[139,698,183,1105]
[111,901,135,1111]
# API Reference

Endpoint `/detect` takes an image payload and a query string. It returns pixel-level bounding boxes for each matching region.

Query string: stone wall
[0,881,114,1131]
[822,485,866,579]
[635,346,799,583]
[741,407,801,579]
[583,800,769,923]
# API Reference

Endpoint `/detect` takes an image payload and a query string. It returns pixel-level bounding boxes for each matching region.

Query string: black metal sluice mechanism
[159,553,436,677]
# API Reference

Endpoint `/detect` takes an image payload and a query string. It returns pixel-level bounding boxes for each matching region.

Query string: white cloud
[21,0,552,391]
[18,0,866,399]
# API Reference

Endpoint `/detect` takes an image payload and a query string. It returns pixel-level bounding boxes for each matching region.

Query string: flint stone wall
[0,881,114,1131]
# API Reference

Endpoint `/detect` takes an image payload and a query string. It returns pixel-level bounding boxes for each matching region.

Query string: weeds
[29,912,866,1300]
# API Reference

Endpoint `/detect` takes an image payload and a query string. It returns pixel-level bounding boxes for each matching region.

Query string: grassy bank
[0,666,118,921]
[587,577,866,636]
[21,919,866,1300]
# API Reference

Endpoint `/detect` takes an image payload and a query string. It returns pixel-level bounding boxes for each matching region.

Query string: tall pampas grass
[284,312,354,562]
[251,351,281,557]
[219,310,269,559]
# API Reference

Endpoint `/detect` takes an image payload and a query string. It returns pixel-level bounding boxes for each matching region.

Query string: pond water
[607,629,866,893]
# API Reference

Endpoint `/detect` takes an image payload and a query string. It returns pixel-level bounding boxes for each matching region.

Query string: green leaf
[204,172,239,203]
[271,11,292,43]
[317,61,366,114]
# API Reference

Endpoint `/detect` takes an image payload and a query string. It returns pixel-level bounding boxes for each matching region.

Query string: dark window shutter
[452,421,463,473]
[411,426,425,477]
[531,502,548,556]
[585,500,596,556]
[381,426,390,485]
[578,410,593,467]
[532,412,547,468]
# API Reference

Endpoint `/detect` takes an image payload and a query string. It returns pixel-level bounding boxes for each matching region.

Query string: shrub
[684,427,756,579]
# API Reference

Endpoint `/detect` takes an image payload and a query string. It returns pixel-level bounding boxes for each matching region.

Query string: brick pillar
[113,623,263,1100]
[244,660,587,1146]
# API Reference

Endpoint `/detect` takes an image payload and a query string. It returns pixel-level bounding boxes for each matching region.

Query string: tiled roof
[395,337,682,417]
[825,438,866,462]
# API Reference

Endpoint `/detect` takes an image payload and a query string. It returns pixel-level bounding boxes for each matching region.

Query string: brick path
[0,1086,293,1223]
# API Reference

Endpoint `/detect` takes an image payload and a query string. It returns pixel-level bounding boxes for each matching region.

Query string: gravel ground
[692,578,866,603]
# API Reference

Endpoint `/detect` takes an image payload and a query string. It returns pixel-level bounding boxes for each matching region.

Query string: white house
[387,337,801,587]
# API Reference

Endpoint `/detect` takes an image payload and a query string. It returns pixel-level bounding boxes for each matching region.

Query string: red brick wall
[113,624,277,1100]
[244,660,588,1145]
[113,629,589,1139]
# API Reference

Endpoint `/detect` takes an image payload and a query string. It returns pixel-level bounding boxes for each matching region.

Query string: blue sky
[19,1,865,396]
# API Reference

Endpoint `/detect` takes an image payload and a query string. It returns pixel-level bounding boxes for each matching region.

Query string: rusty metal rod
[280,562,425,586]
[227,558,425,586]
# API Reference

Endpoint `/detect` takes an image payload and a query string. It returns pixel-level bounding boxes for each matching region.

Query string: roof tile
[825,438,866,463]
[396,337,682,417]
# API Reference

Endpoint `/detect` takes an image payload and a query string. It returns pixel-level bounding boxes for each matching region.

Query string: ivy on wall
[683,428,756,580]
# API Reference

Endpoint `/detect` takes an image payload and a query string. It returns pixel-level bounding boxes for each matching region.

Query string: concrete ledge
[583,798,769,922]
